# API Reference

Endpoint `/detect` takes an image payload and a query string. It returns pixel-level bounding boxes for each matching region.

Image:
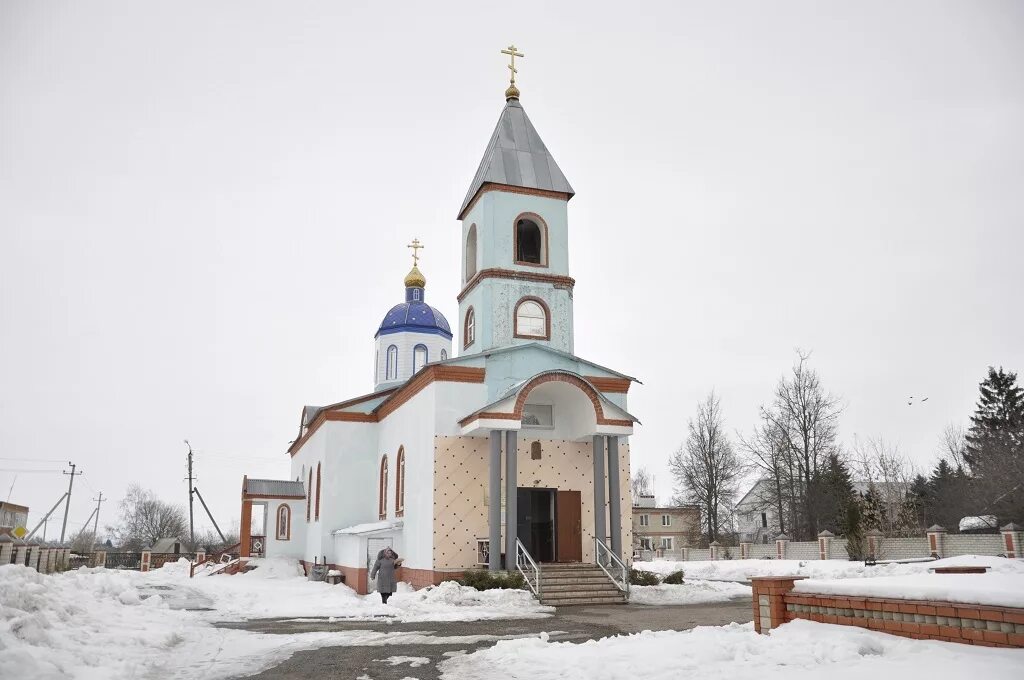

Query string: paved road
[230,599,753,679]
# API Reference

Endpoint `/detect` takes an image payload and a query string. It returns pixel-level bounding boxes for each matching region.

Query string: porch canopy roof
[332,519,404,537]
[458,369,637,439]
[242,477,306,500]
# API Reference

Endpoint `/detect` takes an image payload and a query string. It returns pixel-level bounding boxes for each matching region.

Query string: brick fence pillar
[775,533,789,559]
[740,542,752,559]
[141,550,152,572]
[682,546,689,561]
[48,549,58,572]
[866,529,883,560]
[1001,523,1022,558]
[95,550,107,568]
[710,541,721,561]
[751,576,806,633]
[14,543,28,566]
[26,544,39,571]
[39,548,50,573]
[0,536,12,564]
[818,530,834,559]
[926,525,946,558]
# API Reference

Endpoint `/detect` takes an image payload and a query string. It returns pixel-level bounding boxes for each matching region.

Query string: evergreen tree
[965,367,1024,523]
[925,459,972,529]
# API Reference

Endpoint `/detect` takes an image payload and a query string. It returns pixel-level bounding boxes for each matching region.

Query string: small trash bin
[308,563,328,582]
[326,569,345,585]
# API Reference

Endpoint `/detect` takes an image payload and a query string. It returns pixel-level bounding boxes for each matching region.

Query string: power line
[0,468,63,473]
[0,457,67,463]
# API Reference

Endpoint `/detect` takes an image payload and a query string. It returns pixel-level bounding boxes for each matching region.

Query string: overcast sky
[2,1,1022,540]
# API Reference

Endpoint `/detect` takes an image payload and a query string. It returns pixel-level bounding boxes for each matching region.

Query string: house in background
[0,502,29,532]
[735,479,780,544]
[631,495,699,556]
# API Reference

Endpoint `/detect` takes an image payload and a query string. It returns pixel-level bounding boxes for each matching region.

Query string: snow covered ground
[0,558,551,679]
[629,579,751,606]
[635,554,1024,582]
[438,620,1024,680]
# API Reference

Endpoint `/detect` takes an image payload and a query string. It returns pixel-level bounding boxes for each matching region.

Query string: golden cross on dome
[407,238,424,266]
[501,44,524,87]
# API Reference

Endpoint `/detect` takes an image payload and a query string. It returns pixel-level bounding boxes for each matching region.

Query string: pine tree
[964,367,1024,523]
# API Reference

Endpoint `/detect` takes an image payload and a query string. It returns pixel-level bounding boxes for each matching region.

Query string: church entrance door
[516,488,555,563]
[366,537,390,592]
[555,490,582,562]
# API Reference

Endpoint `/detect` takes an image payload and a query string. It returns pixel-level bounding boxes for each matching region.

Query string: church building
[239,51,639,594]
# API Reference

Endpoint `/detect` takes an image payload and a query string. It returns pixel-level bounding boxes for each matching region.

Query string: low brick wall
[751,576,1024,648]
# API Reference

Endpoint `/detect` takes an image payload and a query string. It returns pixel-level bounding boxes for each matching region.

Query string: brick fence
[751,576,1024,648]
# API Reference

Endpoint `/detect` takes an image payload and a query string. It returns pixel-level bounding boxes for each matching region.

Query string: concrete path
[230,599,753,679]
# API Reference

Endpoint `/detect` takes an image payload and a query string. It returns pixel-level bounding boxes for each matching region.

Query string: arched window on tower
[514,298,549,339]
[315,462,321,521]
[440,348,447,361]
[276,504,290,540]
[395,446,406,517]
[378,455,389,520]
[515,215,546,266]
[464,307,475,348]
[465,224,478,281]
[413,344,427,373]
[386,345,398,380]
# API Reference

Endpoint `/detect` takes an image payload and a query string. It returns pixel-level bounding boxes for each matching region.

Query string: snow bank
[629,579,751,606]
[438,620,1024,680]
[793,572,1024,608]
[634,554,1024,582]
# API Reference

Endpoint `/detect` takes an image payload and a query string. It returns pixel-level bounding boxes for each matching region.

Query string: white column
[489,430,502,571]
[504,430,518,568]
[592,435,607,545]
[607,436,622,556]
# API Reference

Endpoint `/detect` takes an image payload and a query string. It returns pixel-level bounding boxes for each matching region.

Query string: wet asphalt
[223,599,753,680]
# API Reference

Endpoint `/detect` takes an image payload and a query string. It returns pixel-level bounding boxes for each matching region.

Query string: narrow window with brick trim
[395,446,406,517]
[378,455,389,520]
[315,463,321,521]
[276,504,290,540]
[306,468,312,521]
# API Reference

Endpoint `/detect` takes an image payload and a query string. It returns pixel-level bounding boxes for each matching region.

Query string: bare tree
[761,351,843,540]
[630,465,653,504]
[669,392,744,543]
[107,485,187,551]
[851,436,917,536]
[939,424,969,472]
[738,412,792,535]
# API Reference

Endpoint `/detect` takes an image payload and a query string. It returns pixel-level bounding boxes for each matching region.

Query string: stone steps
[536,563,627,606]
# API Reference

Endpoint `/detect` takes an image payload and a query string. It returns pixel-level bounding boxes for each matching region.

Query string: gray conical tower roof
[458,98,574,219]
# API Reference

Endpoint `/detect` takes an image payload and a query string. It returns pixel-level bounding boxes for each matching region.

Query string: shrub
[662,570,685,585]
[458,569,527,591]
[629,568,660,586]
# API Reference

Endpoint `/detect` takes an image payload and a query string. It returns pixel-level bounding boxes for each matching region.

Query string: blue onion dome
[375,266,452,339]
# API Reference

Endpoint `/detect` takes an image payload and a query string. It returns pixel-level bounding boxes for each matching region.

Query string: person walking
[370,547,401,604]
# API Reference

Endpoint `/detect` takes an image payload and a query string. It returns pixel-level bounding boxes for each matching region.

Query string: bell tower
[457,46,575,357]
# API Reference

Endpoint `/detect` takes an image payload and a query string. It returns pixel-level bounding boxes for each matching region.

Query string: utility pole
[60,461,82,544]
[185,440,195,548]
[91,492,105,551]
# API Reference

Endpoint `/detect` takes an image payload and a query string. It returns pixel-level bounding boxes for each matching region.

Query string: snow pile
[630,579,751,606]
[793,572,1024,608]
[0,563,347,679]
[634,554,1024,582]
[438,620,1024,680]
[385,581,552,622]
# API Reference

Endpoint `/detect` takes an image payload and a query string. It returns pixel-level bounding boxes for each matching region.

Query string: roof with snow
[458,98,574,218]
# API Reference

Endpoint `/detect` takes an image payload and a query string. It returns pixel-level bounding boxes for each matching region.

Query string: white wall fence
[634,524,1023,563]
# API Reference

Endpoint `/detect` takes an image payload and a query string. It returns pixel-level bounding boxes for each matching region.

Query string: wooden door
[556,490,582,562]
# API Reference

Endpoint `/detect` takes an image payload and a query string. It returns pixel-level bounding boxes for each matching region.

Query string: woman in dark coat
[370,547,401,603]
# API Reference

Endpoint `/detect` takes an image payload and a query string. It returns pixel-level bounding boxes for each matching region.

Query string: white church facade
[239,73,639,594]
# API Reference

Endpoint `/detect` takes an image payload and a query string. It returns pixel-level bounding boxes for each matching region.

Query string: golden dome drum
[404,265,426,288]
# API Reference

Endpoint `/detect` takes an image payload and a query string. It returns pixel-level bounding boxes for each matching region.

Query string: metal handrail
[515,538,541,598]
[594,536,629,596]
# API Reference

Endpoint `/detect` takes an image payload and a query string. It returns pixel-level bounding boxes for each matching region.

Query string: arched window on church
[276,504,290,540]
[315,462,321,521]
[465,224,478,282]
[514,297,549,339]
[306,468,312,521]
[440,349,447,361]
[413,344,427,373]
[386,345,398,380]
[515,215,546,266]
[464,307,475,348]
[378,455,389,520]
[395,446,406,517]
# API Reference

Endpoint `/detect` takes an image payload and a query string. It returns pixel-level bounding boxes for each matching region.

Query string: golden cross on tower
[407,238,424,266]
[501,44,524,99]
